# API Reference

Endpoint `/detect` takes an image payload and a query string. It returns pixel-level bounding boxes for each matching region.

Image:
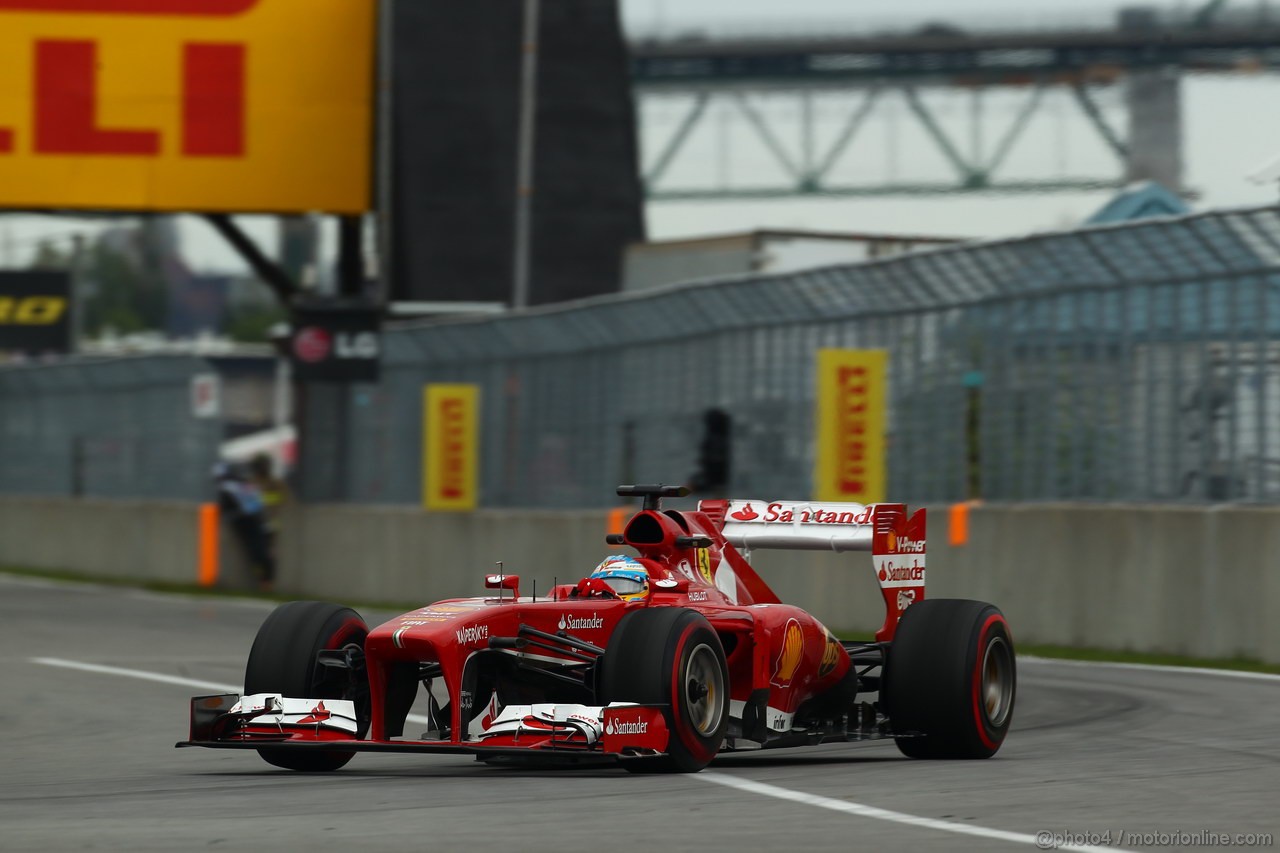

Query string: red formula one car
[178,485,1016,772]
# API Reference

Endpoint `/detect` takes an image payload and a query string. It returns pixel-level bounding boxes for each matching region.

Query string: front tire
[599,608,729,773]
[243,600,369,771]
[882,598,1015,759]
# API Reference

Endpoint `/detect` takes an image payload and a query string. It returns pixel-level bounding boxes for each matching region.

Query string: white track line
[32,657,242,693]
[701,773,1132,853]
[1019,655,1280,683]
[29,657,432,725]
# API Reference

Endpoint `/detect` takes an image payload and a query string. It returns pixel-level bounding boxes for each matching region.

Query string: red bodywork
[184,498,927,761]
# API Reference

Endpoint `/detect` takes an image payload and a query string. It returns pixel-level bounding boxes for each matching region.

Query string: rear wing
[698,499,926,642]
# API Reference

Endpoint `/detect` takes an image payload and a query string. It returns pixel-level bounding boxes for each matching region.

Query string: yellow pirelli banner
[423,384,479,512]
[0,0,375,213]
[814,349,887,504]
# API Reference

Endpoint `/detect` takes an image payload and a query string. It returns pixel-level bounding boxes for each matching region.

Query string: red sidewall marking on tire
[322,616,368,740]
[669,623,716,763]
[327,618,366,650]
[320,617,366,693]
[970,613,1005,752]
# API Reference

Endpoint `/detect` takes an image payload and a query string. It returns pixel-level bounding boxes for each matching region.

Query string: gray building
[623,229,959,293]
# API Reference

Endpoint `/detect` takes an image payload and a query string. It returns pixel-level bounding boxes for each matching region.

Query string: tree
[81,242,160,337]
[29,239,70,270]
[227,303,287,342]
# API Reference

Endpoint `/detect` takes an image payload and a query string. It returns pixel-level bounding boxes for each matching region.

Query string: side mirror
[485,574,520,599]
[653,576,690,594]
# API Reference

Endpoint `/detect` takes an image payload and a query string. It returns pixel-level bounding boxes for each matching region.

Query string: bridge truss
[631,21,1280,200]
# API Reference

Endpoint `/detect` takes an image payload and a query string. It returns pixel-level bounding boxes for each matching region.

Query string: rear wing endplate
[699,499,926,641]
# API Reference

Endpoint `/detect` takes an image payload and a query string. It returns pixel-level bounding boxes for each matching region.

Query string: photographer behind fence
[212,462,277,593]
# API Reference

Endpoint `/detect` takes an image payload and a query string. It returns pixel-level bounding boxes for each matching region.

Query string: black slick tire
[243,600,369,771]
[599,607,729,773]
[882,598,1016,759]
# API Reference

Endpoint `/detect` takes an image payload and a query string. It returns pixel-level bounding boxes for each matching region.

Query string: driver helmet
[589,555,650,602]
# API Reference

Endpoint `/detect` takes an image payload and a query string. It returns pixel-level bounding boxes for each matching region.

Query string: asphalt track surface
[4,575,1278,853]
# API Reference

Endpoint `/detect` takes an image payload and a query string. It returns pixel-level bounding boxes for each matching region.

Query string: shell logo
[817,634,842,678]
[887,530,898,553]
[421,603,478,615]
[771,619,805,687]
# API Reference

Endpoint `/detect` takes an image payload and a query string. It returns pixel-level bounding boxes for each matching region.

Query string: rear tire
[243,600,369,771]
[599,608,728,773]
[882,598,1015,759]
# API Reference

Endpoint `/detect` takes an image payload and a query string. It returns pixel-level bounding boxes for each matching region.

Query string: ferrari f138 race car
[178,485,1015,772]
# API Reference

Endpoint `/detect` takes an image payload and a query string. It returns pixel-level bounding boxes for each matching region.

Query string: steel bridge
[629,3,1280,200]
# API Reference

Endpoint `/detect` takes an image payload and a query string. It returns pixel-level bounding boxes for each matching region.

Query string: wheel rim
[981,635,1013,728]
[683,643,725,736]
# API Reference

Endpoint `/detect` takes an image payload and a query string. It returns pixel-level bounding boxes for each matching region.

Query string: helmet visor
[601,575,647,597]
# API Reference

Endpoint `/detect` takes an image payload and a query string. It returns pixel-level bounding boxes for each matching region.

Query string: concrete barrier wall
[0,497,200,582]
[0,497,254,587]
[279,505,610,605]
[768,504,1279,664]
[3,497,1278,663]
[933,504,1280,665]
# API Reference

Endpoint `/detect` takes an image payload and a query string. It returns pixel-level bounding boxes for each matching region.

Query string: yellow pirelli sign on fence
[0,0,375,213]
[423,384,479,512]
[814,349,887,504]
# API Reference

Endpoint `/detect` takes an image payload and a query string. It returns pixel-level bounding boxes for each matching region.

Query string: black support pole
[338,216,364,298]
[204,214,299,306]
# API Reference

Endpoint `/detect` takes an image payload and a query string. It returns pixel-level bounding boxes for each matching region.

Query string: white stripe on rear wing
[715,500,875,553]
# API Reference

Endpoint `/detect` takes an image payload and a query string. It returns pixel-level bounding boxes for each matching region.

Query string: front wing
[176,693,671,764]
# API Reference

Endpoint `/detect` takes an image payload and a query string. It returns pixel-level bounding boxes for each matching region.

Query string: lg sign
[292,327,379,364]
[289,303,381,383]
[292,327,331,363]
[0,0,375,212]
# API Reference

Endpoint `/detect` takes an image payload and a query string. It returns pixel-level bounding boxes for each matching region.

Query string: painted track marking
[32,657,241,692]
[700,772,1133,853]
[29,657,432,725]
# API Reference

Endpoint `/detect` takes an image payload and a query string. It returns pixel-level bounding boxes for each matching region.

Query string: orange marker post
[197,502,220,587]
[948,501,972,547]
[607,506,628,545]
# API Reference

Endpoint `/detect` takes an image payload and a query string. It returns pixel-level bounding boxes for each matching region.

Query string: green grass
[7,565,1279,676]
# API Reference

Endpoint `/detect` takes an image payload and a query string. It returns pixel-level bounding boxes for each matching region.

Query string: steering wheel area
[570,576,621,599]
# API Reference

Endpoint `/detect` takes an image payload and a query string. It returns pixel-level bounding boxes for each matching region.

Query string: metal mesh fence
[302,206,1280,508]
[3,208,1272,509]
[0,355,224,500]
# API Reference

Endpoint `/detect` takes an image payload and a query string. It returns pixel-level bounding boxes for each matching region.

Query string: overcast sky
[619,0,1157,34]
[3,0,1277,270]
